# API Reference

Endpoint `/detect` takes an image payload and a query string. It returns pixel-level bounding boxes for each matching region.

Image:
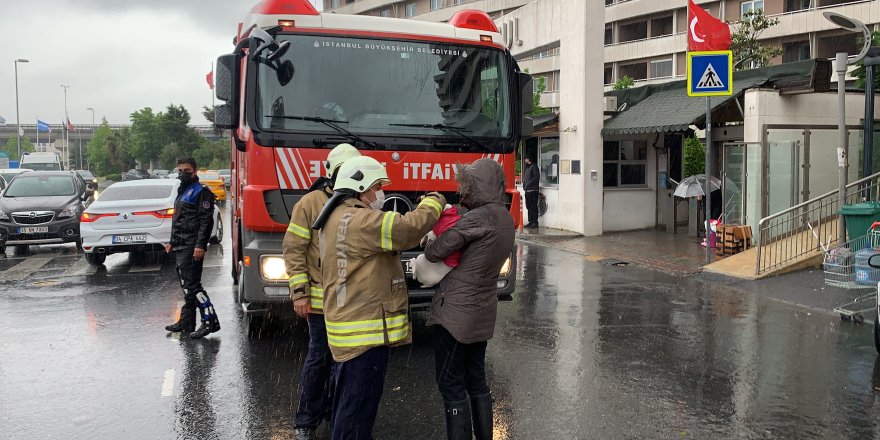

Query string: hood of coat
[458,158,505,209]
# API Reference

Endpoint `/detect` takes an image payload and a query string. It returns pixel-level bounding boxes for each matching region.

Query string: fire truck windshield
[254,34,514,152]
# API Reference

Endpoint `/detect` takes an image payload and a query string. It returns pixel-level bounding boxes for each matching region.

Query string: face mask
[178,171,194,185]
[369,190,386,210]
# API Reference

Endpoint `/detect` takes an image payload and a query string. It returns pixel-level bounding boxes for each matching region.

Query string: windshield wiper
[279,115,380,149]
[389,123,488,151]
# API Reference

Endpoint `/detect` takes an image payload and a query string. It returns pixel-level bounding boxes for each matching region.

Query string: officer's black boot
[470,393,493,440]
[165,306,196,333]
[443,399,472,440]
[191,291,221,339]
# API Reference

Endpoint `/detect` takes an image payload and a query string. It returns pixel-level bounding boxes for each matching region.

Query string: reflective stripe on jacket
[282,187,332,314]
[320,194,445,362]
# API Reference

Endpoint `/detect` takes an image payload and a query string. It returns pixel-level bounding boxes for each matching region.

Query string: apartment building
[605,0,880,89]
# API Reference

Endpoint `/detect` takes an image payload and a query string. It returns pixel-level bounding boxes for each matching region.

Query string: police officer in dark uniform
[164,157,220,339]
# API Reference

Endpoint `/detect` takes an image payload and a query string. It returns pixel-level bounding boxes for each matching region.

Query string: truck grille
[12,211,55,225]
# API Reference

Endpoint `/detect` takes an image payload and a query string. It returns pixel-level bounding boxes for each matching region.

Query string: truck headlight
[260,255,287,281]
[499,257,511,277]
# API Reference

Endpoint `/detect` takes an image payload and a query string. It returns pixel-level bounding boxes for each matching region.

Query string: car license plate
[112,234,147,244]
[403,259,414,275]
[18,226,48,234]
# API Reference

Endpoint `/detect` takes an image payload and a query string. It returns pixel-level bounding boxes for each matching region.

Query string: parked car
[76,170,98,190]
[0,168,34,184]
[0,171,94,253]
[152,169,169,178]
[80,179,222,265]
[217,169,231,187]
[20,153,62,171]
[122,169,151,181]
[199,171,227,205]
[167,171,179,180]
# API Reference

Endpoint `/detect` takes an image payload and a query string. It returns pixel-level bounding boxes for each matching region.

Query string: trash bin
[839,202,880,242]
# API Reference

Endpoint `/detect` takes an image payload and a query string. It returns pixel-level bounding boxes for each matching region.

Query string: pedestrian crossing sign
[687,51,733,97]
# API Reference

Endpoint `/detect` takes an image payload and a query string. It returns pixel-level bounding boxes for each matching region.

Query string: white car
[0,168,34,184]
[80,179,222,266]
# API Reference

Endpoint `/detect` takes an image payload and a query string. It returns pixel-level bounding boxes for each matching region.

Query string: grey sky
[1,0,322,127]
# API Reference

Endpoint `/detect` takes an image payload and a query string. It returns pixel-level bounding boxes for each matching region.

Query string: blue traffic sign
[687,51,733,97]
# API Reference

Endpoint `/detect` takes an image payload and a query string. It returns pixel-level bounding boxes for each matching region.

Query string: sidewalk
[517,227,711,275]
[517,227,875,322]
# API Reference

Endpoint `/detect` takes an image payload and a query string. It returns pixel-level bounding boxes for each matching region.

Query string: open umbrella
[673,174,722,198]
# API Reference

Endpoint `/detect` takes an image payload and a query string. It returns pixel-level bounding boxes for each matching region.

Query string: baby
[411,205,461,288]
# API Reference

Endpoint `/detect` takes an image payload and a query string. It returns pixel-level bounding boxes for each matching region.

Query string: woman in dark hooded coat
[424,158,516,440]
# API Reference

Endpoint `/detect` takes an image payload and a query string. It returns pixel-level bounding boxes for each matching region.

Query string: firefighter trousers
[294,313,332,429]
[329,346,390,440]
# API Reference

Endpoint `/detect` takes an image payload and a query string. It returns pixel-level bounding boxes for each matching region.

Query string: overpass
[0,124,225,150]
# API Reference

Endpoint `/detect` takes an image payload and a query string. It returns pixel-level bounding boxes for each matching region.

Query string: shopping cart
[823,227,880,290]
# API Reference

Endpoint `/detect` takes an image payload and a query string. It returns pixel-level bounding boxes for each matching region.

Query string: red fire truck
[213,0,533,323]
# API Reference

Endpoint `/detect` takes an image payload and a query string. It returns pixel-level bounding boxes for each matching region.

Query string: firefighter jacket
[170,180,215,251]
[319,193,446,362]
[283,186,333,313]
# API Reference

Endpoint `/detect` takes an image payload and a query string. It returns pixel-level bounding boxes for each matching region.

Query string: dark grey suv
[0,171,94,253]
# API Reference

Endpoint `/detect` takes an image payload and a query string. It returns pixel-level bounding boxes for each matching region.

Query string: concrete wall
[499,0,604,235]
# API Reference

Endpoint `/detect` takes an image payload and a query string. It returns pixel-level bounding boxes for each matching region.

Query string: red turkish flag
[206,71,214,90]
[688,0,731,51]
[66,118,76,132]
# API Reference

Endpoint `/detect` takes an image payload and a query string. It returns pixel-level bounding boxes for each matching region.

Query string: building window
[650,59,673,78]
[540,137,560,186]
[603,140,648,187]
[331,0,340,8]
[431,0,441,10]
[604,65,614,85]
[785,0,810,12]
[605,26,613,45]
[741,0,764,17]
[783,41,810,63]
[406,3,417,17]
[650,16,673,38]
[380,9,392,17]
[454,0,466,5]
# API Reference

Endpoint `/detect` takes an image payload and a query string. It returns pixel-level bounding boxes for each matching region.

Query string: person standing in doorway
[164,157,219,339]
[523,155,540,229]
[314,156,445,440]
[283,143,361,440]
[424,159,515,440]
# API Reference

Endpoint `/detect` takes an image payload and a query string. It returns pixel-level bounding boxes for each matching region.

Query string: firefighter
[282,143,361,440]
[313,156,445,440]
[164,156,220,339]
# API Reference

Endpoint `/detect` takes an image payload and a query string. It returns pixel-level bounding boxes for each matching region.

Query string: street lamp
[14,58,29,159]
[85,107,95,170]
[823,12,874,245]
[61,84,70,170]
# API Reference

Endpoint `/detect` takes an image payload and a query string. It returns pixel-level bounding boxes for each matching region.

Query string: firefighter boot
[443,399,472,440]
[470,393,493,440]
[191,291,221,339]
[165,306,196,333]
[293,427,317,440]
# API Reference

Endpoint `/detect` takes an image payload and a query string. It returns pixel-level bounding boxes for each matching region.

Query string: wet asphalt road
[2,214,880,439]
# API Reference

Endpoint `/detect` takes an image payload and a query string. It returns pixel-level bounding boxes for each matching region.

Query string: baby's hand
[420,230,437,248]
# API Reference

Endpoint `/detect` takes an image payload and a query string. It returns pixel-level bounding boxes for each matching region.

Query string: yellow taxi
[199,170,227,205]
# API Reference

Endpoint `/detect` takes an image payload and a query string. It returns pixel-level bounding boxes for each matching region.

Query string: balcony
[605,32,685,64]
[605,0,714,23]
[759,0,879,40]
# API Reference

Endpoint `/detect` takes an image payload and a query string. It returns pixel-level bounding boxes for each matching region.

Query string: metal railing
[755,172,880,276]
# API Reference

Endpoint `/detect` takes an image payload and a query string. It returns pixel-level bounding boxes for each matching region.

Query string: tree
[129,107,164,166]
[853,30,880,91]
[4,137,35,162]
[86,119,112,175]
[202,105,224,137]
[684,136,706,177]
[730,10,783,71]
[531,76,552,116]
[613,76,635,91]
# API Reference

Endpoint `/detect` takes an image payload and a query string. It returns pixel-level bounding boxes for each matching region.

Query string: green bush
[683,136,706,177]
[104,173,122,182]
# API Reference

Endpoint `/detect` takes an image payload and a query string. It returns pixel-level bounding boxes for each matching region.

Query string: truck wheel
[85,252,106,266]
[236,261,246,303]
[0,244,5,254]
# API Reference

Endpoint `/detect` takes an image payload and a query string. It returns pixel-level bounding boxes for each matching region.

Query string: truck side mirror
[517,71,534,137]
[214,53,239,130]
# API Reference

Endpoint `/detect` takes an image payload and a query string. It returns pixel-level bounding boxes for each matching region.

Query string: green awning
[602,59,829,136]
